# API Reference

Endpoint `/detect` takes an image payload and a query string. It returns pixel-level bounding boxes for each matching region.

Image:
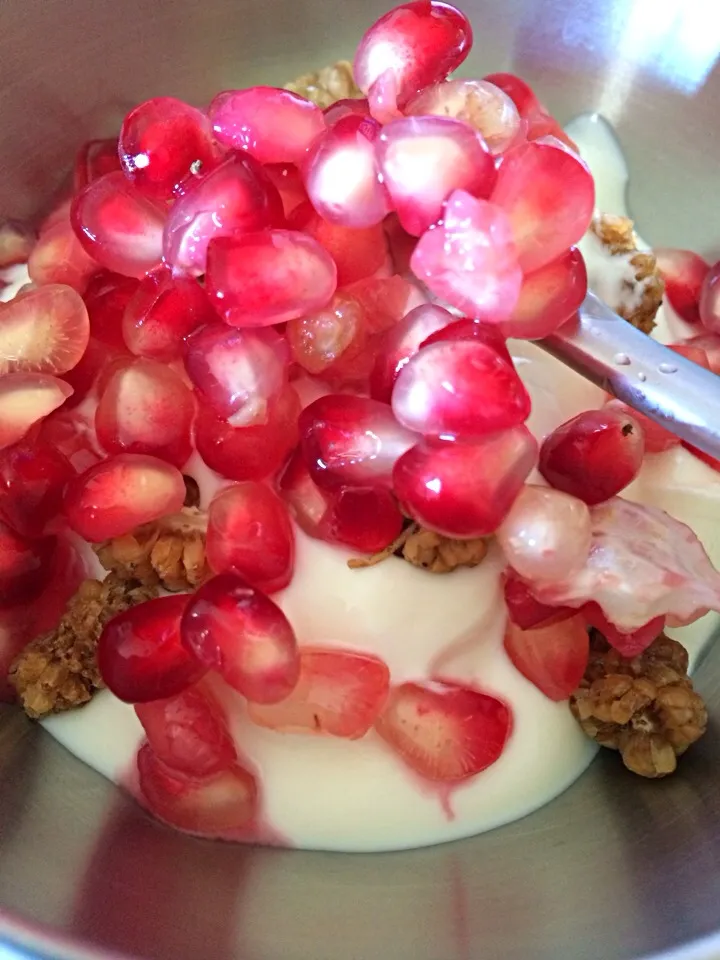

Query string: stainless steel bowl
[2,1,720,958]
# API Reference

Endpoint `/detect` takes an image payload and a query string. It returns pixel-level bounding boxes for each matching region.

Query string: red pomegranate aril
[0,284,90,375]
[503,569,576,630]
[286,292,366,375]
[0,519,55,608]
[62,336,130,408]
[375,679,511,782]
[73,138,122,192]
[347,274,426,335]
[0,374,73,451]
[366,70,404,125]
[498,247,588,340]
[0,441,75,538]
[679,333,720,375]
[71,171,166,278]
[299,394,416,491]
[162,154,284,276]
[195,384,300,482]
[419,317,512,364]
[391,339,530,439]
[0,220,35,267]
[655,248,710,326]
[248,647,390,738]
[384,213,417,275]
[95,359,194,467]
[410,189,523,322]
[135,685,236,777]
[484,72,577,150]
[583,602,665,658]
[84,271,140,348]
[209,86,325,164]
[181,572,300,703]
[539,409,645,505]
[325,486,404,553]
[277,448,330,537]
[491,138,595,272]
[63,453,186,541]
[392,426,538,538]
[504,614,589,701]
[263,162,308,217]
[323,98,372,126]
[33,405,103,473]
[376,115,496,236]
[603,398,678,454]
[27,217,98,292]
[119,96,218,199]
[699,261,720,333]
[206,483,295,593]
[354,1,473,110]
[137,744,258,837]
[205,230,337,328]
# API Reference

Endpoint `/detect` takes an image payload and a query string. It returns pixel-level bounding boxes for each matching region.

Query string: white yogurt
[38,115,720,852]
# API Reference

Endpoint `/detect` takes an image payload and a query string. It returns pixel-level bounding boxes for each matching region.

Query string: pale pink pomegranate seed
[119,96,218,199]
[71,171,166,278]
[63,453,186,541]
[162,154,284,276]
[604,398,678,454]
[539,408,645,505]
[304,114,389,228]
[503,569,576,630]
[376,115,496,236]
[0,373,73,451]
[582,603,665,658]
[498,247,587,339]
[98,594,205,702]
[195,384,300,482]
[410,189,523,321]
[135,684,236,777]
[248,647,390,738]
[39,200,73,237]
[375,679,511,782]
[182,572,300,703]
[73,138,121,192]
[137,744,258,837]
[185,322,289,425]
[504,614,589,701]
[353,1,473,109]
[700,260,720,333]
[205,230,337,327]
[263,162,308,217]
[393,426,538,538]
[209,86,325,164]
[484,72,578,150]
[0,519,55,608]
[655,248,710,325]
[0,440,75,538]
[323,98,371,126]
[286,292,368,376]
[95,359,195,467]
[366,70,404,125]
[391,339,530,439]
[0,284,89,375]
[497,485,592,582]
[370,302,454,402]
[0,220,35,267]
[406,78,522,154]
[679,332,720,375]
[206,483,295,593]
[27,217,98,292]
[419,317,512,363]
[299,394,417,490]
[491,138,595,272]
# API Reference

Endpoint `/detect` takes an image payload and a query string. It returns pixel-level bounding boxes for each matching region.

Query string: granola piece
[570,631,707,777]
[9,574,158,719]
[284,60,362,108]
[348,521,488,573]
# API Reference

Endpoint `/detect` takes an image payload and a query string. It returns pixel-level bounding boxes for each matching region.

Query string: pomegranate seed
[0,373,73,451]
[583,603,665,658]
[263,162,308,217]
[27,218,98,292]
[406,78,522,154]
[209,86,325,164]
[84,272,140,348]
[484,72,578,150]
[377,116,496,236]
[0,519,55,608]
[63,453,186,541]
[384,213,417,275]
[185,322,289,426]
[419,317,512,364]
[0,440,74,538]
[32,405,103,473]
[699,260,720,333]
[366,70,404,125]
[655,248,710,326]
[0,220,35,267]
[323,98,371,126]
[679,333,720,375]
[498,247,587,340]
[72,171,166,278]
[300,394,416,490]
[370,302,454,402]
[354,1,473,110]
[205,230,337,327]
[503,569,576,630]
[39,201,73,237]
[122,268,215,361]
[289,201,389,286]
[392,426,538,538]
[539,408,645,505]
[73,138,121,192]
[135,685,236,777]
[603,397,678,454]
[195,384,299,482]
[391,339,530,439]
[98,594,204,702]
[277,448,331,538]
[0,284,90,375]
[162,154,284,276]
[286,292,366,375]
[181,572,300,703]
[491,138,595,272]
[95,359,194,467]
[348,274,426,334]
[206,483,294,593]
[304,114,389,228]
[137,744,257,837]
[375,679,511,782]
[62,336,129,408]
[504,614,589,701]
[119,97,218,199]
[410,189,523,321]
[248,647,390,738]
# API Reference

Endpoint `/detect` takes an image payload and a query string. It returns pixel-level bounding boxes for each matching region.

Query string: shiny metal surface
[1,1,720,958]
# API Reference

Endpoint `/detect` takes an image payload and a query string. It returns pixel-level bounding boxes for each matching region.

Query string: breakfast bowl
[1,0,720,958]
